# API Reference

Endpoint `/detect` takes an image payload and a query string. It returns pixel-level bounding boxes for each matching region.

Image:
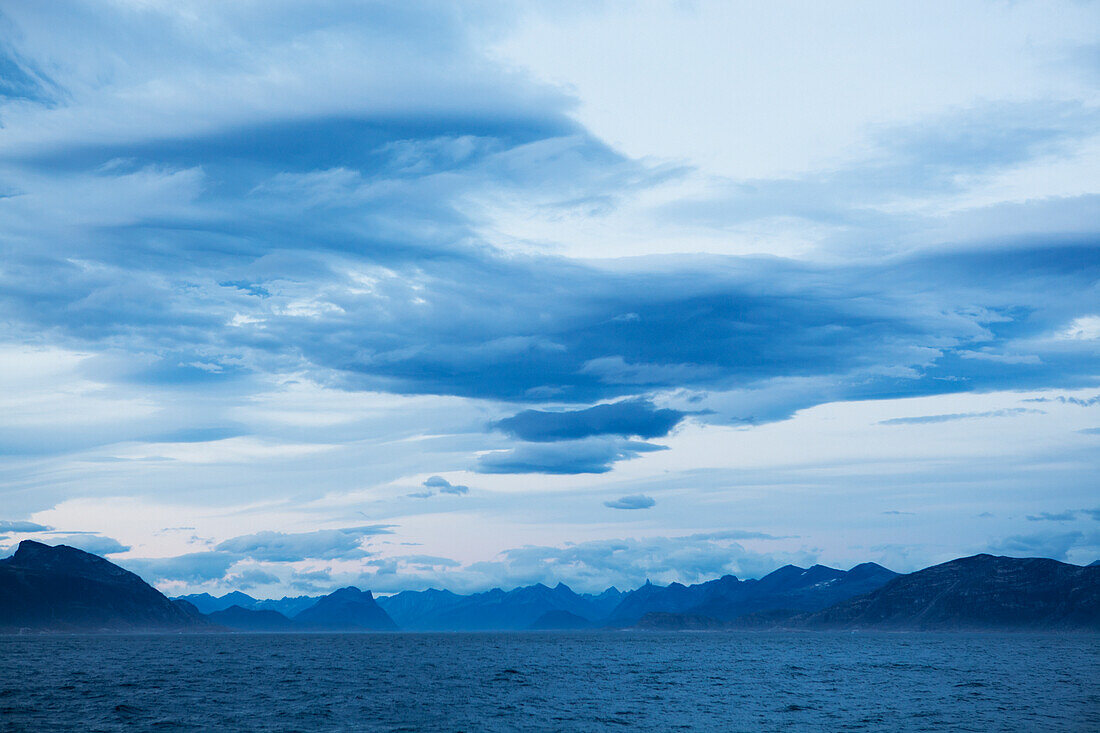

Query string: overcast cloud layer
[1,0,1098,596]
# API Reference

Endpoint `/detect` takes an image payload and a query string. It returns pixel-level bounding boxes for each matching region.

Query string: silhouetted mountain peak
[6,541,136,585]
[221,591,258,605]
[1,541,208,632]
[758,565,806,585]
[207,605,295,632]
[609,558,901,625]
[293,586,396,631]
[800,554,1099,630]
[329,586,372,600]
[848,561,891,573]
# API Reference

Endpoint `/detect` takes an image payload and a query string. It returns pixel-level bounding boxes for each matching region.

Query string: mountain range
[605,561,899,626]
[2,540,1097,633]
[794,554,1100,630]
[377,582,624,631]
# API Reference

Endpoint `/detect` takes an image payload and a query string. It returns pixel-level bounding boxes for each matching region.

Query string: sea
[1,631,1096,732]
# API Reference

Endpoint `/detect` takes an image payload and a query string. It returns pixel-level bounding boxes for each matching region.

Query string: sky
[0,0,1098,597]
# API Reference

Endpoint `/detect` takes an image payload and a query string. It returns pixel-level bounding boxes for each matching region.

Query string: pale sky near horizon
[0,0,1098,597]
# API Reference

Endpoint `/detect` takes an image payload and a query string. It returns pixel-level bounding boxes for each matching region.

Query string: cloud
[121,552,238,584]
[879,408,1044,425]
[603,494,656,510]
[459,532,809,593]
[225,568,280,590]
[388,554,462,569]
[493,398,686,442]
[0,520,52,532]
[686,530,785,541]
[661,100,1100,244]
[477,438,666,474]
[987,531,1090,562]
[1025,394,1100,407]
[423,476,469,494]
[48,534,130,555]
[288,568,336,593]
[0,4,1095,453]
[214,525,393,562]
[308,530,811,594]
[0,0,1098,595]
[1026,511,1079,522]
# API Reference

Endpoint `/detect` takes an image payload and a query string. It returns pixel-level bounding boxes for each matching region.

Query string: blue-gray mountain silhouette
[606,562,898,625]
[293,587,397,631]
[177,591,259,615]
[0,541,210,632]
[252,594,323,617]
[206,605,296,631]
[376,582,608,630]
[528,609,594,630]
[795,554,1100,630]
[176,590,320,617]
[5,542,1098,633]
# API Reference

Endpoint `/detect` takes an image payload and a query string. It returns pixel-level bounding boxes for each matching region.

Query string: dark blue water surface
[1,631,1096,732]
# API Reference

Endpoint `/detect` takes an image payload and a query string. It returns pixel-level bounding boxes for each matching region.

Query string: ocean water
[0,632,1096,732]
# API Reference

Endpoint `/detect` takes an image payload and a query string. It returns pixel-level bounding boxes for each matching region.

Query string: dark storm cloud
[493,398,686,442]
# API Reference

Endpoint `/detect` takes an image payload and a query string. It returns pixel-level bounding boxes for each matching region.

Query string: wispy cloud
[214,526,394,562]
[879,408,1044,426]
[603,494,656,510]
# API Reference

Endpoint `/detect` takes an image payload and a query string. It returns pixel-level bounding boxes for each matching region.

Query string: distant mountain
[252,595,322,618]
[528,609,593,630]
[171,598,207,623]
[176,591,259,615]
[606,562,898,626]
[580,587,625,617]
[0,541,209,632]
[376,588,464,630]
[377,582,605,631]
[293,587,397,631]
[798,554,1100,631]
[605,577,737,625]
[173,591,321,618]
[207,605,297,632]
[692,562,899,620]
[9,542,1094,634]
